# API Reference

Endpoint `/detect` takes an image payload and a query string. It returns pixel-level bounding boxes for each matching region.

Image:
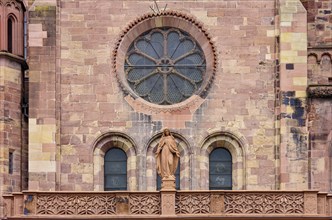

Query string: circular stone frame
[113,11,218,113]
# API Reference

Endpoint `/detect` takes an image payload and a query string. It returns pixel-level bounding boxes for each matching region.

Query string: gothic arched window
[209,148,232,190]
[125,27,206,105]
[7,17,14,53]
[104,148,127,191]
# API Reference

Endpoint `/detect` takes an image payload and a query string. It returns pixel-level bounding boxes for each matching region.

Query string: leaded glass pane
[209,148,232,190]
[104,148,127,191]
[125,27,206,105]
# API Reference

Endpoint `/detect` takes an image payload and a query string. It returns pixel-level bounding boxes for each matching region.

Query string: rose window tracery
[124,27,206,105]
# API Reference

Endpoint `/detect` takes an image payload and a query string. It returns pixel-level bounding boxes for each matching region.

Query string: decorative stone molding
[129,193,160,215]
[308,47,332,64]
[176,192,210,214]
[224,192,304,214]
[0,52,28,70]
[6,190,328,217]
[304,192,318,214]
[161,191,175,216]
[307,85,332,98]
[112,10,218,114]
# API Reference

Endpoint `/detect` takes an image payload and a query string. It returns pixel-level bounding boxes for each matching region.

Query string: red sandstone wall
[302,0,332,46]
[51,0,277,191]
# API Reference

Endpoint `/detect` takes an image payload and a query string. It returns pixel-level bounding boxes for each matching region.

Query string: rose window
[124,27,206,105]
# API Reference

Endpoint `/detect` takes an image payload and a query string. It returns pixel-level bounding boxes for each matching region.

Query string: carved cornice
[307,85,332,98]
[0,52,28,70]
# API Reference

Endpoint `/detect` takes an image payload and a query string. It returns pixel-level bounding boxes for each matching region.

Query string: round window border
[113,11,218,113]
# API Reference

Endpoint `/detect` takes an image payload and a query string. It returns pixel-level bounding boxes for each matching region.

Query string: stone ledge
[0,52,28,70]
[307,85,332,98]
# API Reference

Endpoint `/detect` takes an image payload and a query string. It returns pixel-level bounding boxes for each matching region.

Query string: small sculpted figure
[156,128,180,180]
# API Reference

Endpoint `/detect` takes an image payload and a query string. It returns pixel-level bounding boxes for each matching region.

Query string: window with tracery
[209,148,232,190]
[125,27,206,105]
[104,148,127,191]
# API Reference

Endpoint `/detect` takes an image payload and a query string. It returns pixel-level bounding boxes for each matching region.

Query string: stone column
[161,189,176,216]
[28,2,58,191]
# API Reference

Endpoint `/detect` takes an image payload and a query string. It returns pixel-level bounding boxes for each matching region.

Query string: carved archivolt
[308,51,332,64]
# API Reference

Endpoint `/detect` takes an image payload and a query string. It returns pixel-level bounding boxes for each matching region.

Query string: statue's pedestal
[161,178,176,216]
[161,178,175,190]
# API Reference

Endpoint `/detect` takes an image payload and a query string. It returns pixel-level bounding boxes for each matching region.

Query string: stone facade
[0,0,331,219]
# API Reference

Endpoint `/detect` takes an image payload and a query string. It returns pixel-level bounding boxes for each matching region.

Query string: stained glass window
[104,148,127,191]
[125,27,206,105]
[209,148,232,190]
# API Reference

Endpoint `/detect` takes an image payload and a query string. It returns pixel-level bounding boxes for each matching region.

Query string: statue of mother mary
[155,128,180,180]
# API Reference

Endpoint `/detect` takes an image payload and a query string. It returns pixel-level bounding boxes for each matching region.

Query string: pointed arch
[92,132,138,191]
[7,15,15,53]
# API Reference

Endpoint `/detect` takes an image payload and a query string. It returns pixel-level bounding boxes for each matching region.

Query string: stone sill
[0,52,28,70]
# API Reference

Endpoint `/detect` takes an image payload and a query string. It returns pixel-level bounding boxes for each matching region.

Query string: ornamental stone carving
[224,193,304,214]
[129,194,160,215]
[175,193,211,214]
[36,194,117,215]
[308,86,332,98]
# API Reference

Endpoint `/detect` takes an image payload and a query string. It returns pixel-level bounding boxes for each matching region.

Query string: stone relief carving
[129,194,160,215]
[308,86,332,98]
[224,193,304,214]
[162,193,176,215]
[175,193,210,214]
[14,191,316,217]
[304,193,317,214]
[36,194,117,215]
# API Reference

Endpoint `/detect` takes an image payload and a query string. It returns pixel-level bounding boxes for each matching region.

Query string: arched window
[209,148,232,190]
[124,27,206,105]
[156,161,180,190]
[7,17,13,53]
[104,148,127,191]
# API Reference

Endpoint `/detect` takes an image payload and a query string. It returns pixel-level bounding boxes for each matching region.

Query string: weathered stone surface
[0,1,331,219]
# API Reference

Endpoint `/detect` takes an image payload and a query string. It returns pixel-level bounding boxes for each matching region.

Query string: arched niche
[144,131,192,191]
[1,0,25,55]
[200,131,247,190]
[92,132,138,191]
